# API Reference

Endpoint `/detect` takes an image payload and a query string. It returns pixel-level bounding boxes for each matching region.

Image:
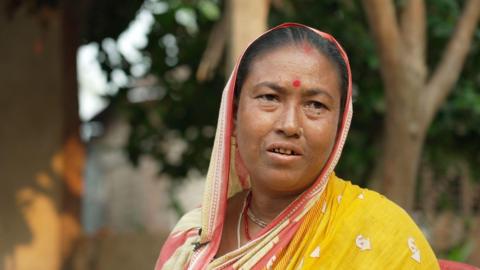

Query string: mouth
[266,143,303,156]
[268,148,301,156]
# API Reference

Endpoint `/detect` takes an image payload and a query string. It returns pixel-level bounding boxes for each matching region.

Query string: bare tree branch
[196,16,228,82]
[425,0,480,124]
[400,0,427,78]
[228,0,270,71]
[361,0,402,89]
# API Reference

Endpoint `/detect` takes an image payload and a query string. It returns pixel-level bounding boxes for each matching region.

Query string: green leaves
[197,0,220,21]
[95,0,479,192]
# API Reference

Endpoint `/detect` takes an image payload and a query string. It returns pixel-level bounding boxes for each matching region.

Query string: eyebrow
[253,81,334,101]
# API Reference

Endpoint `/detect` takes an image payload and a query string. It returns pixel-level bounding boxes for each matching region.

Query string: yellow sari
[157,174,439,269]
[274,174,438,269]
[155,23,439,270]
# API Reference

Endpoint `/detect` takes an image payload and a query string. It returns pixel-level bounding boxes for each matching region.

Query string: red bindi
[292,79,301,88]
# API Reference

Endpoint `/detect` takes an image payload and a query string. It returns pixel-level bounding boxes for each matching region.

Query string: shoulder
[331,176,417,227]
[171,207,202,234]
[330,176,439,268]
[170,190,246,236]
[155,208,202,270]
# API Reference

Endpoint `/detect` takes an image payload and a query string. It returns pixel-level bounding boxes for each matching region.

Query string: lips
[266,143,303,156]
[271,148,298,155]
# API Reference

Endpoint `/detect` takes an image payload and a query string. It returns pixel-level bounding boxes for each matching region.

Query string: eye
[256,94,278,102]
[304,101,327,114]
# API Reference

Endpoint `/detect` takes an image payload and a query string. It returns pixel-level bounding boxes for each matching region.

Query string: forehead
[245,44,341,93]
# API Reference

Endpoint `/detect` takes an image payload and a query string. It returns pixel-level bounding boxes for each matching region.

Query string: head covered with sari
[156,23,439,270]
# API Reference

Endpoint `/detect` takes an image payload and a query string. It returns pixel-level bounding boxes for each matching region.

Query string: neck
[248,186,300,223]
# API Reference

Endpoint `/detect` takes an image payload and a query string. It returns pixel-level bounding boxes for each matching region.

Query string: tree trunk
[381,81,427,210]
[0,4,84,270]
[362,0,480,211]
[227,0,270,71]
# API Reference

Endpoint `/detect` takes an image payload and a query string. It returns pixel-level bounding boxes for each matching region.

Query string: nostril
[275,106,302,137]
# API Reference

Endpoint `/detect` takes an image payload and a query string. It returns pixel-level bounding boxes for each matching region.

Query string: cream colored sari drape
[155,23,439,270]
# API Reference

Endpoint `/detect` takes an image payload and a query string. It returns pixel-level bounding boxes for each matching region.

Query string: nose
[275,103,302,138]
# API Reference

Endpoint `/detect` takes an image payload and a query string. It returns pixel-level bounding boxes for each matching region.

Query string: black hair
[234,26,348,117]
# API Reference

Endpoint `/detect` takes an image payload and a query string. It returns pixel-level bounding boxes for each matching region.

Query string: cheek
[236,108,262,149]
[236,105,276,161]
[306,120,338,157]
[237,101,273,137]
[235,119,262,173]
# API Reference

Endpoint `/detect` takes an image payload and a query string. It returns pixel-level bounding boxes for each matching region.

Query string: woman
[155,23,439,269]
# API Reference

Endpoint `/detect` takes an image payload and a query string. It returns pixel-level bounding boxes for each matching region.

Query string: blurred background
[1,0,479,269]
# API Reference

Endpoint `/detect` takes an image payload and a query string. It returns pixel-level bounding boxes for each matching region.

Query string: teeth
[273,148,295,155]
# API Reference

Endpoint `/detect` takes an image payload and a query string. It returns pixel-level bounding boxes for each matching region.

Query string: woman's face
[235,43,342,196]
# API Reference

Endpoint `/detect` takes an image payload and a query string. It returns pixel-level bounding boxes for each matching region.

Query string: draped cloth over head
[155,23,439,270]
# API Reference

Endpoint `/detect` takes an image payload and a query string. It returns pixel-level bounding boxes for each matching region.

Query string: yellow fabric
[162,174,439,269]
[156,24,439,270]
[272,174,439,270]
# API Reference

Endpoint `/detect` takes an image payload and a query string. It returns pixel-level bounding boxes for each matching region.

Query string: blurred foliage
[83,0,145,43]
[424,0,480,184]
[94,0,479,194]
[446,240,475,262]
[102,0,226,180]
[9,0,479,259]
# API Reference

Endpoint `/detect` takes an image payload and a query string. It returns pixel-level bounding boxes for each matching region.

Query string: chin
[256,170,310,194]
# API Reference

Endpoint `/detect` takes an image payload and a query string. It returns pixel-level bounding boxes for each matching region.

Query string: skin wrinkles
[235,43,342,221]
[236,44,341,191]
[252,81,335,104]
[216,43,342,257]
